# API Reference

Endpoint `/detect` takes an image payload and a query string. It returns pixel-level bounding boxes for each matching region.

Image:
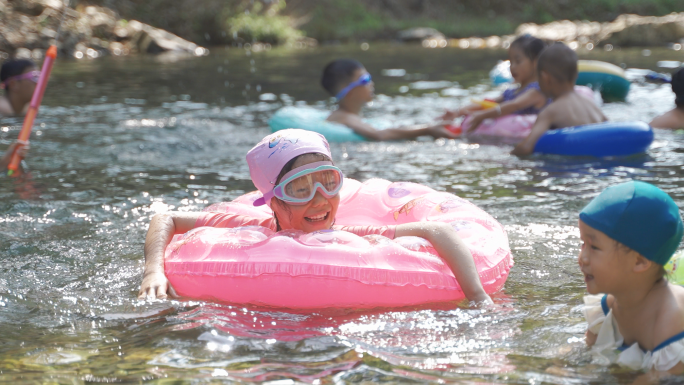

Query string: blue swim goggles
[255,161,344,206]
[335,73,372,101]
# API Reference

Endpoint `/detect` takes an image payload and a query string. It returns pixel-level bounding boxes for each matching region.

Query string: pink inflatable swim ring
[164,178,513,309]
[462,85,596,139]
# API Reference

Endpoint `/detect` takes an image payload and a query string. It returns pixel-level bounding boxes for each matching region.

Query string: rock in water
[127,20,203,54]
[397,27,445,43]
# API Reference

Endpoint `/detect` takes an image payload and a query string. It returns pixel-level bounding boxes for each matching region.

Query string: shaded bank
[2,0,684,61]
[91,0,684,44]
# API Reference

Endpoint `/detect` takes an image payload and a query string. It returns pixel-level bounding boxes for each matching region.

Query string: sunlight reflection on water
[1,45,683,383]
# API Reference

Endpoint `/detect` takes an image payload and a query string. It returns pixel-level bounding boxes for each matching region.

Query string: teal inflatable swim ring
[269,107,394,142]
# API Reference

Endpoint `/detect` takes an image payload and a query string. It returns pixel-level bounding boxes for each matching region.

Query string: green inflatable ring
[576,60,631,101]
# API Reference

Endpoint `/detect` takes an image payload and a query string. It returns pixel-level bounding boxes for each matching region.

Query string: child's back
[540,90,605,130]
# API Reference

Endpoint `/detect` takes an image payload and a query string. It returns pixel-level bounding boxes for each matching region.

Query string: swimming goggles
[335,73,372,101]
[254,161,344,206]
[0,71,40,89]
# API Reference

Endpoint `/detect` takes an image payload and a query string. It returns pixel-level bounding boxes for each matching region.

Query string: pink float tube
[164,178,513,309]
[462,85,596,138]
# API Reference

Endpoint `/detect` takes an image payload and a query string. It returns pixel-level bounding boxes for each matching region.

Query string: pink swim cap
[246,129,332,206]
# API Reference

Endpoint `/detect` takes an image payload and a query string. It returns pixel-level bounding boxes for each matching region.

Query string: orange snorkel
[7,1,67,177]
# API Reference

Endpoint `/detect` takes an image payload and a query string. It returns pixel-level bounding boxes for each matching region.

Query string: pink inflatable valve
[164,178,513,310]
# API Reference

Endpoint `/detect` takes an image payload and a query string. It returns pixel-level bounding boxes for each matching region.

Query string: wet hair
[510,34,547,61]
[271,152,333,231]
[537,42,578,83]
[672,67,684,109]
[321,59,364,96]
[1,59,36,93]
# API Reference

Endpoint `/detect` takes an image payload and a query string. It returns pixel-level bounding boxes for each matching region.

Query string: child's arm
[665,362,684,375]
[585,330,598,347]
[139,212,202,299]
[440,95,505,121]
[511,109,553,156]
[394,221,492,304]
[630,363,684,384]
[440,103,482,121]
[338,115,458,141]
[650,109,684,129]
[466,89,547,133]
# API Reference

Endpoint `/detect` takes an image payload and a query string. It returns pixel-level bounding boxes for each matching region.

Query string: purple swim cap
[246,129,332,207]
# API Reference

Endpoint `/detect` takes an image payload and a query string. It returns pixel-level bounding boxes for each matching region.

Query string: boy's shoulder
[652,284,684,343]
[327,109,362,125]
[651,108,684,129]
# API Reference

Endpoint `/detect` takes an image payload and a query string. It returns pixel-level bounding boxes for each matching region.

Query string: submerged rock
[127,20,202,55]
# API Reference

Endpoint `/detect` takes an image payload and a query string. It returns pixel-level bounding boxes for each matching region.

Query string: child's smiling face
[578,220,633,294]
[271,154,340,233]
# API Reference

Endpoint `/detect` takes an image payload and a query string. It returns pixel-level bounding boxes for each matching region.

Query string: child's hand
[439,109,461,121]
[139,271,178,300]
[470,293,494,306]
[465,112,486,133]
[1,140,29,169]
[427,124,460,139]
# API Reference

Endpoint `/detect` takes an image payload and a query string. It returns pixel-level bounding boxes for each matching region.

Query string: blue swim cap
[580,181,683,265]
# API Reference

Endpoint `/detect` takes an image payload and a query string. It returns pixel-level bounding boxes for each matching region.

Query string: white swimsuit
[584,294,684,371]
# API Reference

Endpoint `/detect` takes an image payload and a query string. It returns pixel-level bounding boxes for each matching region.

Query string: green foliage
[300,0,514,42]
[300,0,386,42]
[225,0,302,44]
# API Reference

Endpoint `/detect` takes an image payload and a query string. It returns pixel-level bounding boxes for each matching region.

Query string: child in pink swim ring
[139,129,492,304]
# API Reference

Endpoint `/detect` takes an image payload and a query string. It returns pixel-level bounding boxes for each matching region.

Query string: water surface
[1,43,684,383]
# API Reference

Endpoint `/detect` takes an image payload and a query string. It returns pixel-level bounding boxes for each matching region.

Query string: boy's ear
[633,253,653,273]
[539,70,550,84]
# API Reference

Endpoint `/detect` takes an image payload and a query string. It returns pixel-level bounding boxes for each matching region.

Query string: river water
[1,43,683,383]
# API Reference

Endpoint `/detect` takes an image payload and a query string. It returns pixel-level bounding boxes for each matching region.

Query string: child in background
[322,59,457,141]
[580,181,684,376]
[511,43,606,156]
[650,67,684,129]
[139,129,492,304]
[441,35,549,133]
[0,59,38,117]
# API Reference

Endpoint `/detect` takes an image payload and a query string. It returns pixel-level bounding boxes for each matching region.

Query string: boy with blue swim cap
[580,180,684,374]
